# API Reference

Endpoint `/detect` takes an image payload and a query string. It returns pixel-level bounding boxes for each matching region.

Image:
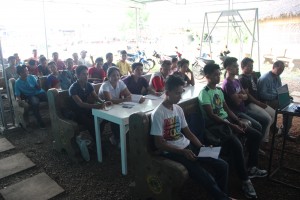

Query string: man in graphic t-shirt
[150,75,230,200]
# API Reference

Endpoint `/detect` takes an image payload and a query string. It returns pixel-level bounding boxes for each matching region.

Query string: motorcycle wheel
[143,62,152,73]
[146,59,155,69]
[192,62,205,80]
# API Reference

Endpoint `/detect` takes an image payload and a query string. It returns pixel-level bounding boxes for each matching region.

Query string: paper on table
[144,94,162,100]
[122,102,139,106]
[131,94,143,103]
[198,147,221,159]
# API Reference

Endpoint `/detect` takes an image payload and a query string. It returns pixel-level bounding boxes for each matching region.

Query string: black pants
[75,109,97,139]
[220,135,249,181]
[227,117,262,168]
[75,109,119,141]
[164,145,229,200]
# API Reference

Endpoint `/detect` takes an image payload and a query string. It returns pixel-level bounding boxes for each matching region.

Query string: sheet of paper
[131,94,143,103]
[144,94,162,100]
[277,84,289,94]
[121,102,139,108]
[198,147,221,159]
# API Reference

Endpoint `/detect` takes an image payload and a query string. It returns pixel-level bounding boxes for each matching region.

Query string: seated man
[47,61,60,89]
[257,60,293,138]
[149,60,171,92]
[222,57,263,134]
[199,63,267,199]
[14,65,47,129]
[102,52,116,73]
[170,57,178,74]
[37,56,51,76]
[52,52,66,70]
[123,62,159,95]
[239,57,275,143]
[151,75,230,200]
[69,65,107,140]
[116,50,131,76]
[173,58,195,86]
[60,58,76,90]
[88,57,106,83]
[5,56,19,80]
[78,50,92,68]
[27,59,39,76]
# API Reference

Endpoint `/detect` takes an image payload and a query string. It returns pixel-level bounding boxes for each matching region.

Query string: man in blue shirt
[257,61,284,105]
[257,60,293,138]
[15,65,47,129]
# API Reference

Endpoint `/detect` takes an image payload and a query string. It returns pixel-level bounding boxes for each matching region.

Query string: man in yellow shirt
[116,50,132,76]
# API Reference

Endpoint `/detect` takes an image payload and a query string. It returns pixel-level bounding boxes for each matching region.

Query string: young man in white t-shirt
[150,75,231,200]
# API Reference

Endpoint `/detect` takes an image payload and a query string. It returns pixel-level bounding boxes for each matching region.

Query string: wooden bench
[128,97,201,200]
[8,78,49,128]
[47,83,102,161]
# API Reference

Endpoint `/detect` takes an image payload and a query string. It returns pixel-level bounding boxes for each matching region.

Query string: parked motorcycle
[191,57,215,80]
[192,55,226,80]
[127,51,155,73]
[152,50,179,65]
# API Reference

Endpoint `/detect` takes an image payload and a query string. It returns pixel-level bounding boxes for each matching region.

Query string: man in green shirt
[198,63,268,199]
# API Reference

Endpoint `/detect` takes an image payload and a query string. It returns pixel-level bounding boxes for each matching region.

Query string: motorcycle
[127,51,155,73]
[191,57,215,80]
[152,50,179,65]
[191,55,226,80]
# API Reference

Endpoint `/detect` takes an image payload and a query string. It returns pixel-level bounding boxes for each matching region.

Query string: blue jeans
[246,103,275,141]
[26,92,47,124]
[163,146,229,200]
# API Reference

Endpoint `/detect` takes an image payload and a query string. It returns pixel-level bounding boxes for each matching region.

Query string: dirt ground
[0,75,300,200]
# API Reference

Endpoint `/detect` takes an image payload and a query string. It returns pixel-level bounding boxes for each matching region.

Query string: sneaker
[242,180,257,199]
[248,166,268,178]
[258,148,266,156]
[39,122,46,130]
[76,136,91,161]
[109,135,117,146]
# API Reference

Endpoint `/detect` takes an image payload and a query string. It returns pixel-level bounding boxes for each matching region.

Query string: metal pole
[256,8,261,72]
[135,7,138,46]
[199,13,207,57]
[42,0,49,58]
[0,39,6,128]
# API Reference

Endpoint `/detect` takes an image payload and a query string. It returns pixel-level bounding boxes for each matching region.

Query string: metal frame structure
[199,8,260,70]
[0,39,16,133]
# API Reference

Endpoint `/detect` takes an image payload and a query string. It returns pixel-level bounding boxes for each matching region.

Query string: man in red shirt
[27,59,39,76]
[149,60,171,92]
[52,52,66,70]
[88,57,106,83]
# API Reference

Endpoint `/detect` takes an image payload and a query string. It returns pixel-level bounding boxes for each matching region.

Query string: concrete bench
[8,77,48,129]
[128,97,201,200]
[47,83,102,161]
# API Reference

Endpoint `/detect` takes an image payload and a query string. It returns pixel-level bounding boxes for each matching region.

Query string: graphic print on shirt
[212,93,223,116]
[163,116,182,141]
[235,84,241,94]
[250,76,257,91]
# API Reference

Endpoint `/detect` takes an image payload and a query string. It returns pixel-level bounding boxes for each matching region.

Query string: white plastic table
[92,85,202,175]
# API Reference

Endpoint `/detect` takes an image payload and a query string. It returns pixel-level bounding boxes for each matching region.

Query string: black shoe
[39,122,46,130]
[286,134,297,142]
[277,129,296,141]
